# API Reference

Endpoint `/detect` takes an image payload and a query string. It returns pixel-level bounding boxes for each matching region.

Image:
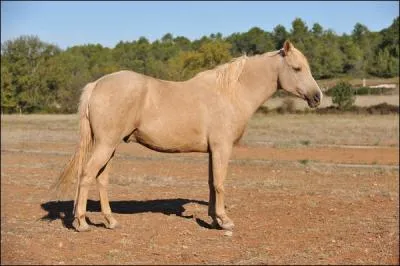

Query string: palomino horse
[54,40,322,232]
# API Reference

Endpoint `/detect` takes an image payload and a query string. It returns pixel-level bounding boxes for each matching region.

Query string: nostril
[314,93,320,102]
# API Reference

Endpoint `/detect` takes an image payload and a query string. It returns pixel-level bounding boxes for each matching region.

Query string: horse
[53,40,322,232]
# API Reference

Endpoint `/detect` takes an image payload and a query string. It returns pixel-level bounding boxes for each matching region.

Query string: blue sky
[1,1,398,49]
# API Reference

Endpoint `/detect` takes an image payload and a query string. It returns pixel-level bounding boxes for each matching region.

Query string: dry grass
[316,76,399,89]
[245,113,399,147]
[2,112,399,149]
[2,113,399,148]
[263,95,399,110]
[1,114,79,146]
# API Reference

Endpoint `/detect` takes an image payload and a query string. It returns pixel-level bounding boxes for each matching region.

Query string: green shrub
[256,106,269,114]
[277,98,296,114]
[331,81,356,110]
[354,86,395,95]
[325,86,396,96]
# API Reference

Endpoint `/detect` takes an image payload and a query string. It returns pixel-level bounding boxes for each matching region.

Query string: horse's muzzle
[306,91,322,108]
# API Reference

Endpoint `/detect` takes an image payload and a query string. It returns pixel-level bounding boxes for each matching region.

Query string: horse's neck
[235,54,280,118]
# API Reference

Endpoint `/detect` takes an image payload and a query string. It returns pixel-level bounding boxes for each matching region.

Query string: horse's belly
[132,126,208,153]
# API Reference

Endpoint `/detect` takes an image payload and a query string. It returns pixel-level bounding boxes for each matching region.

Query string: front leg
[208,142,234,231]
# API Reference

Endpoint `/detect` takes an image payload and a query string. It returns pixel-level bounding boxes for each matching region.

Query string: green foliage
[272,24,288,49]
[339,35,364,76]
[1,17,399,113]
[354,86,395,95]
[1,35,61,113]
[331,81,356,110]
[277,98,296,114]
[290,18,309,51]
[1,58,16,113]
[325,85,395,96]
[226,27,274,56]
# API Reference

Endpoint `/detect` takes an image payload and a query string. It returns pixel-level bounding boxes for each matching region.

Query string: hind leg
[96,153,119,229]
[73,143,115,232]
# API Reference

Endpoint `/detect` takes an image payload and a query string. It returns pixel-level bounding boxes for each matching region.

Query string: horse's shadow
[40,198,214,230]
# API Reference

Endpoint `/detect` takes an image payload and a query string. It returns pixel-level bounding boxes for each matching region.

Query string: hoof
[217,217,235,231]
[211,219,220,229]
[211,217,235,231]
[72,218,90,232]
[105,216,120,230]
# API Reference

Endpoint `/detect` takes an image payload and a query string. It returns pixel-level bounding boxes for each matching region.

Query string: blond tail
[51,82,96,203]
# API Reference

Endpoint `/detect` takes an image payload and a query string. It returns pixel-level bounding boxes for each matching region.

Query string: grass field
[1,113,399,264]
[316,77,399,89]
[266,76,399,111]
[263,95,399,111]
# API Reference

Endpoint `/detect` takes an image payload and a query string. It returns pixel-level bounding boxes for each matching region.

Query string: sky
[1,1,399,49]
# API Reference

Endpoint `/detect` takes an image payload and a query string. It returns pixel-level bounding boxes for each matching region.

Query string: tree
[199,39,232,68]
[1,58,17,113]
[272,24,288,49]
[1,35,61,113]
[45,50,92,113]
[1,17,399,114]
[161,33,174,44]
[370,47,399,77]
[312,23,323,37]
[339,35,363,76]
[352,23,369,43]
[351,23,383,76]
[113,37,151,74]
[210,32,223,41]
[226,27,274,56]
[319,30,344,78]
[372,17,399,77]
[174,36,192,51]
[290,18,309,51]
[168,39,232,81]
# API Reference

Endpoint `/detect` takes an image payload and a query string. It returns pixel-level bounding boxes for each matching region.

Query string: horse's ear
[282,40,293,56]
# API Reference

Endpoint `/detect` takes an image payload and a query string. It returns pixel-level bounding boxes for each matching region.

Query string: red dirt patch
[1,140,399,264]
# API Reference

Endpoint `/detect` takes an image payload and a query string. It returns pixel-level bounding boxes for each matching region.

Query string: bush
[354,86,395,95]
[366,103,399,114]
[325,86,395,96]
[277,98,296,114]
[257,106,269,114]
[331,81,356,110]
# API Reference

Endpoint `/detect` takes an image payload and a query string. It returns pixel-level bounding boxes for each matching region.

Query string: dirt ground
[1,114,399,265]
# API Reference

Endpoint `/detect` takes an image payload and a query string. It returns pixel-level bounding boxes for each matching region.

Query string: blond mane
[215,55,247,95]
[190,55,248,99]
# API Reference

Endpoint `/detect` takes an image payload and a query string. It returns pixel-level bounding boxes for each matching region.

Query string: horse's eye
[293,66,301,72]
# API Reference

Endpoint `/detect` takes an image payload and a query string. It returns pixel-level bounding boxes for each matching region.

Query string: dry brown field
[1,113,399,265]
[263,95,399,111]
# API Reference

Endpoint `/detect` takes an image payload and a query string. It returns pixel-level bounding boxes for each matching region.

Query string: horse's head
[277,40,322,108]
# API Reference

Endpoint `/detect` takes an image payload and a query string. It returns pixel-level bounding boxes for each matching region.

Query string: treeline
[1,17,398,113]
